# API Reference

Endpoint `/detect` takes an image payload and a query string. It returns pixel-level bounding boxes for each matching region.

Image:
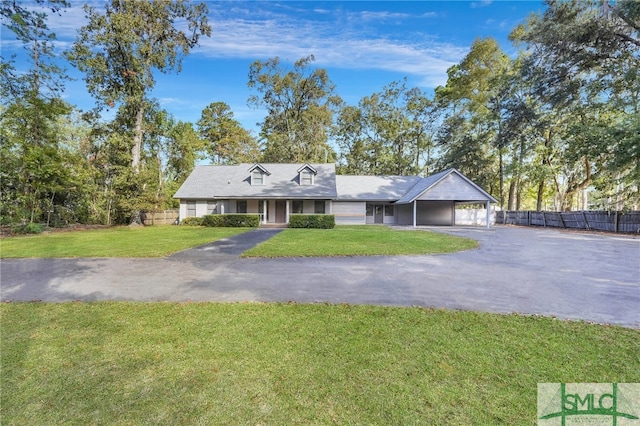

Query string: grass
[0,226,249,258]
[1,302,638,425]
[243,225,478,257]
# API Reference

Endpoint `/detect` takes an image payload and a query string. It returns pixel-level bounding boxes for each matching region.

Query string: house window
[292,200,303,214]
[314,200,325,214]
[384,205,394,216]
[207,201,217,214]
[300,170,313,185]
[237,200,247,213]
[252,171,264,185]
[366,204,373,216]
[187,201,196,217]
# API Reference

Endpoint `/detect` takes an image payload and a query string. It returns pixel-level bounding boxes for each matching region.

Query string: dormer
[248,163,270,186]
[297,164,317,186]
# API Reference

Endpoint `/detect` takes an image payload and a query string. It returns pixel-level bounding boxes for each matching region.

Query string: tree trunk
[536,180,545,211]
[498,150,504,209]
[507,179,517,211]
[129,105,145,225]
[131,106,144,173]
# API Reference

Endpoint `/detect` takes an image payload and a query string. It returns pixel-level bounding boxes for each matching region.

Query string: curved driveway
[1,226,639,328]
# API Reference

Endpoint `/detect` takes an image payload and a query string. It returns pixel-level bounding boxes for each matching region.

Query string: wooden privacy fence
[142,209,179,226]
[495,210,640,234]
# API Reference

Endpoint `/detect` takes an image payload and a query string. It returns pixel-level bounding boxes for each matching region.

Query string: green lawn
[1,302,637,425]
[243,225,478,257]
[0,226,249,258]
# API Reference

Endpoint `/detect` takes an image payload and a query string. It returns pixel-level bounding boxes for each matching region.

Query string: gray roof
[173,163,337,199]
[335,175,422,201]
[174,164,497,204]
[396,168,498,204]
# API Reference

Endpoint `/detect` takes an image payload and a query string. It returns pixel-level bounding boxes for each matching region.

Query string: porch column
[413,200,417,228]
[220,202,225,214]
[486,200,491,229]
[263,200,267,224]
[285,200,290,224]
[328,200,332,214]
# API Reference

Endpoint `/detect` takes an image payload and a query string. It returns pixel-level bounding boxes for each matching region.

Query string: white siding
[455,207,496,225]
[418,173,489,201]
[333,201,366,225]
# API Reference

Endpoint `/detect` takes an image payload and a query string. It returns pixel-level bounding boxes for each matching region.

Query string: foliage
[197,102,260,164]
[248,55,341,163]
[288,214,335,229]
[335,79,437,175]
[509,0,640,210]
[10,222,43,235]
[179,217,204,226]
[0,0,76,226]
[0,226,247,258]
[202,214,260,228]
[4,303,636,424]
[65,0,211,223]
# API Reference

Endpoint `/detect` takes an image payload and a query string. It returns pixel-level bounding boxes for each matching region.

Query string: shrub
[179,217,203,226]
[202,214,259,228]
[289,214,335,229]
[11,223,44,234]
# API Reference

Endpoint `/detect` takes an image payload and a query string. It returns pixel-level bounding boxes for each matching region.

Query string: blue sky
[2,1,547,135]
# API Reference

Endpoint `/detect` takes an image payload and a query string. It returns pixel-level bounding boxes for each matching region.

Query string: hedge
[289,214,335,229]
[179,217,204,226]
[202,214,260,228]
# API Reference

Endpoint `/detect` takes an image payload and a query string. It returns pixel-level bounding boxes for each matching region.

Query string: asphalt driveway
[1,226,639,328]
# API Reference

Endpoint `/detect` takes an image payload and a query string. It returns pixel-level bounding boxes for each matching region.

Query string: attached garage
[394,169,498,227]
[396,201,454,226]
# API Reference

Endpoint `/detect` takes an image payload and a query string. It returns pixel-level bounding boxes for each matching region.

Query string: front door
[275,200,286,223]
[374,205,383,223]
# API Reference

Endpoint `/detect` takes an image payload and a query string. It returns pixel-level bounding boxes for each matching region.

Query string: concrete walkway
[1,226,638,328]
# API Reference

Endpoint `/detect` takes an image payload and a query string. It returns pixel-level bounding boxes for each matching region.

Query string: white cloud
[471,0,494,9]
[197,17,466,88]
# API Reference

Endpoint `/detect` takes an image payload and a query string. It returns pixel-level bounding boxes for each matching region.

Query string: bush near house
[179,217,204,226]
[202,214,260,228]
[289,214,335,229]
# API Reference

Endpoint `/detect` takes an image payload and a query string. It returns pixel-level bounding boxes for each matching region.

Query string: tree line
[1,0,638,227]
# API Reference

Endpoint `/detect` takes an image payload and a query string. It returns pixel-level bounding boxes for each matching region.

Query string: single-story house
[173,163,498,227]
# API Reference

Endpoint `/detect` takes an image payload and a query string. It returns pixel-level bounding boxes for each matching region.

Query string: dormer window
[297,164,317,186]
[248,163,270,186]
[300,170,313,185]
[252,170,264,185]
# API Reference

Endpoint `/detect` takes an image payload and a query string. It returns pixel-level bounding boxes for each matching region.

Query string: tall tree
[434,38,510,197]
[197,102,260,164]
[248,55,341,163]
[511,0,640,209]
[335,80,436,175]
[1,0,73,225]
[66,0,211,223]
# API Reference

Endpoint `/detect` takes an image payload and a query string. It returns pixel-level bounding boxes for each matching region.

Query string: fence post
[582,211,590,231]
[614,211,619,233]
[559,212,565,228]
[542,211,547,228]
